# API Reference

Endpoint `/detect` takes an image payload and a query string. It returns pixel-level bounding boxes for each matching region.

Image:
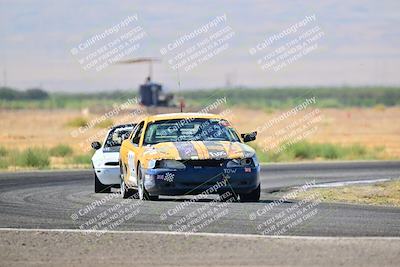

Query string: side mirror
[91,141,102,150]
[241,131,257,143]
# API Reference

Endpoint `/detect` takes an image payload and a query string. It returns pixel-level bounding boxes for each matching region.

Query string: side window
[132,121,144,145]
[128,124,139,140]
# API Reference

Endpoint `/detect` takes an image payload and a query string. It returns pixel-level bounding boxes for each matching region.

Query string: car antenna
[177,69,184,112]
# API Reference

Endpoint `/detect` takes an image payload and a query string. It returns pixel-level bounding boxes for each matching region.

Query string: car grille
[181,159,225,167]
[104,162,119,166]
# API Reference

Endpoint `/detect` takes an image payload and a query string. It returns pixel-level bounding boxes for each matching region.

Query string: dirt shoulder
[295,179,400,207]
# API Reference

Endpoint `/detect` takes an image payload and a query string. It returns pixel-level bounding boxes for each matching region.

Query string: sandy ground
[295,179,400,207]
[0,106,399,157]
[0,229,399,267]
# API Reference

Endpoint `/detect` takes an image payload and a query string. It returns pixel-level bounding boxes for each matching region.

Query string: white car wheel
[138,172,144,200]
[137,166,158,201]
[120,179,125,195]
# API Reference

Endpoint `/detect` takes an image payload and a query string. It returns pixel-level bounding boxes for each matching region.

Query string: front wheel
[120,179,136,199]
[138,166,159,201]
[120,162,136,199]
[239,185,260,202]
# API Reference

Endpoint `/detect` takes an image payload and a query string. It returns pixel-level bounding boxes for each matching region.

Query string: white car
[91,123,136,193]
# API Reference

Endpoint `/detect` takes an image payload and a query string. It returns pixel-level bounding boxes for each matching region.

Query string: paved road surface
[0,161,399,236]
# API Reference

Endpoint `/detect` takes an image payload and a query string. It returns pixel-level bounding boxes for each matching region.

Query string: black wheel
[138,166,159,201]
[94,172,111,193]
[120,179,136,199]
[120,162,136,199]
[239,185,260,202]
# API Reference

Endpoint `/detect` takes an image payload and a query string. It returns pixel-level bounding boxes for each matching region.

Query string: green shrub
[179,87,400,109]
[0,146,9,169]
[71,154,92,165]
[289,142,316,159]
[316,143,344,159]
[0,159,9,169]
[49,144,73,157]
[253,141,382,162]
[345,144,367,159]
[95,118,114,128]
[16,148,50,168]
[0,146,7,157]
[66,117,88,127]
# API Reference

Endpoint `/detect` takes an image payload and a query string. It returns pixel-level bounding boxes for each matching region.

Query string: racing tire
[94,172,111,193]
[138,166,159,201]
[120,179,136,199]
[120,162,136,199]
[239,184,260,202]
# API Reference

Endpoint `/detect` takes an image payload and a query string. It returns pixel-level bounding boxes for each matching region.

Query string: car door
[120,125,137,166]
[126,121,145,185]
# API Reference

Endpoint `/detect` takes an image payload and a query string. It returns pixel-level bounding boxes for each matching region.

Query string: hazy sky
[0,0,399,92]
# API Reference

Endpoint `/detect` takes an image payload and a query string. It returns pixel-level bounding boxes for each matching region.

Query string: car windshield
[103,126,133,151]
[143,118,240,145]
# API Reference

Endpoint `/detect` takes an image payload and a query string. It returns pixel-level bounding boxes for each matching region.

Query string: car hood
[101,151,120,162]
[142,141,255,161]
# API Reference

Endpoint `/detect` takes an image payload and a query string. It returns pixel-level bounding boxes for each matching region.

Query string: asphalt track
[0,160,399,237]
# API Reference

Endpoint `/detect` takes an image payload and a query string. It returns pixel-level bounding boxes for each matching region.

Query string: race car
[119,113,260,202]
[91,123,136,193]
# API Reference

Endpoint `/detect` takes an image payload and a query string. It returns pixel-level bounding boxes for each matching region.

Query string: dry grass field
[0,109,137,153]
[0,106,399,155]
[0,106,399,169]
[230,106,400,158]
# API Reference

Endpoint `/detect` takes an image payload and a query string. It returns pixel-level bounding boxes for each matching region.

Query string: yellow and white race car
[119,113,260,202]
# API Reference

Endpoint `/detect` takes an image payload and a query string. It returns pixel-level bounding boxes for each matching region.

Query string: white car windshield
[104,127,133,151]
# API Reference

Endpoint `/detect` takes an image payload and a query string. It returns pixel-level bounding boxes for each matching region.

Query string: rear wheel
[138,166,159,201]
[239,185,260,202]
[94,172,111,193]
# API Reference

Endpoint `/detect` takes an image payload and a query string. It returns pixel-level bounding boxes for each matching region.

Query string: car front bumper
[143,165,260,196]
[95,167,120,185]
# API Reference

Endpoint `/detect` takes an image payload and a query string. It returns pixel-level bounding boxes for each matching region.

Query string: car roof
[111,123,136,130]
[146,113,223,122]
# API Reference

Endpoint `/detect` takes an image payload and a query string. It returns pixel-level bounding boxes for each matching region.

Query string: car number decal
[174,142,198,159]
[203,141,228,159]
[128,151,136,179]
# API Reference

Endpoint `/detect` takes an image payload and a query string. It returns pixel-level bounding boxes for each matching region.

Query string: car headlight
[226,158,253,168]
[252,155,259,166]
[148,160,157,169]
[158,159,186,169]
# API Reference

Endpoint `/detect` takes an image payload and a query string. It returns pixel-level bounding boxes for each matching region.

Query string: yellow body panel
[119,113,254,186]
